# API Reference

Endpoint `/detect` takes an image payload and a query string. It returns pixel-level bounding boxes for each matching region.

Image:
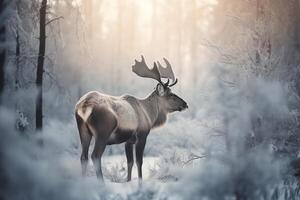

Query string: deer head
[132,55,188,112]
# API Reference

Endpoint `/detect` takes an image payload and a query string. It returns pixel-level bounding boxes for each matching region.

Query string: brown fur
[75,87,187,181]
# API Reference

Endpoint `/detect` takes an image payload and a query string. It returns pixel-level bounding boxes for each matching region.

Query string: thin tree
[293,0,300,52]
[0,0,7,105]
[190,0,198,88]
[36,0,47,130]
[254,0,271,75]
[176,0,183,92]
[15,29,20,89]
[190,0,198,117]
[83,0,93,38]
[115,0,123,93]
[151,0,157,43]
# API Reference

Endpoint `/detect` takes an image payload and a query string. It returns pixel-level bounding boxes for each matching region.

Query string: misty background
[1,0,300,199]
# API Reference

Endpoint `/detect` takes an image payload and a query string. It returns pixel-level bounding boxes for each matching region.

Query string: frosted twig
[46,16,64,25]
[183,154,207,165]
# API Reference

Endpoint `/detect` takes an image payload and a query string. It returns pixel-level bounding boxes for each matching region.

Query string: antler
[132,55,178,87]
[157,58,178,87]
[132,55,163,84]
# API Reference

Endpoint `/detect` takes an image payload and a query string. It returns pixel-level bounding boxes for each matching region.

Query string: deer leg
[135,134,147,180]
[91,136,106,180]
[125,141,134,181]
[76,114,92,176]
[80,130,92,176]
[88,107,117,180]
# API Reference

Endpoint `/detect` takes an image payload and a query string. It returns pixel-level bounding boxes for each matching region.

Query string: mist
[1,0,300,199]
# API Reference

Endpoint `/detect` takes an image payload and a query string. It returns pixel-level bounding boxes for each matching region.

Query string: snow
[59,154,160,181]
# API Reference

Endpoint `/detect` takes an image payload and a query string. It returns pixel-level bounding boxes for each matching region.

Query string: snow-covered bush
[103,161,127,183]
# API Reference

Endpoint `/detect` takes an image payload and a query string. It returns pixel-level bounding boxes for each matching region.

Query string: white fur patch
[77,106,92,122]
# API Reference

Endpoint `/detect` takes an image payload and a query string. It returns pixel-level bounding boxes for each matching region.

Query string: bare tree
[190,0,198,88]
[115,1,124,92]
[189,0,199,117]
[127,1,136,50]
[151,0,157,43]
[293,0,300,52]
[254,0,272,76]
[83,0,94,38]
[15,3,20,92]
[0,0,7,105]
[176,0,183,92]
[36,0,47,130]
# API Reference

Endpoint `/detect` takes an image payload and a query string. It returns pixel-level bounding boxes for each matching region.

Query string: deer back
[75,91,139,131]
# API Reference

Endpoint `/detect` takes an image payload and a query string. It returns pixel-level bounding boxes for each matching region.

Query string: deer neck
[141,92,167,129]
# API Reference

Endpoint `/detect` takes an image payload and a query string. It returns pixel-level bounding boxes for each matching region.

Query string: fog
[2,0,300,199]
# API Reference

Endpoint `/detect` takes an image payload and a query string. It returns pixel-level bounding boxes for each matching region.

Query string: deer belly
[107,129,134,145]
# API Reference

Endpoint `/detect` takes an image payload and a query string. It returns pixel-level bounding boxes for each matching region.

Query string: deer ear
[156,84,165,96]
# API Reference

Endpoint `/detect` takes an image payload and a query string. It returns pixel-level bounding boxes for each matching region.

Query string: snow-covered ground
[59,154,160,181]
[2,73,300,199]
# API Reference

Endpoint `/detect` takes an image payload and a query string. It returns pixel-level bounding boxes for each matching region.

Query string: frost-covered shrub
[16,110,29,132]
[103,161,127,183]
[161,66,299,199]
[149,151,185,182]
[170,147,286,200]
[0,108,161,200]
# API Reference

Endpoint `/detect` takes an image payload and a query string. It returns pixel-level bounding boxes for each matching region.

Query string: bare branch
[46,16,64,26]
[44,70,56,83]
[183,154,207,165]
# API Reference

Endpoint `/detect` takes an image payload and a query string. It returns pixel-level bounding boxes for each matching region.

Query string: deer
[75,56,188,181]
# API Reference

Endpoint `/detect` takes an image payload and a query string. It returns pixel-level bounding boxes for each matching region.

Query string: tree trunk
[177,0,183,92]
[151,0,157,43]
[190,0,198,117]
[115,0,123,93]
[0,0,6,105]
[36,0,47,130]
[127,1,136,51]
[15,27,20,91]
[191,0,197,88]
[254,0,262,68]
[254,0,272,76]
[84,0,93,38]
[294,0,300,52]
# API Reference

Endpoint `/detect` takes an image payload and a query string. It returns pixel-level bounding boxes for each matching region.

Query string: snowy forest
[1,0,300,199]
